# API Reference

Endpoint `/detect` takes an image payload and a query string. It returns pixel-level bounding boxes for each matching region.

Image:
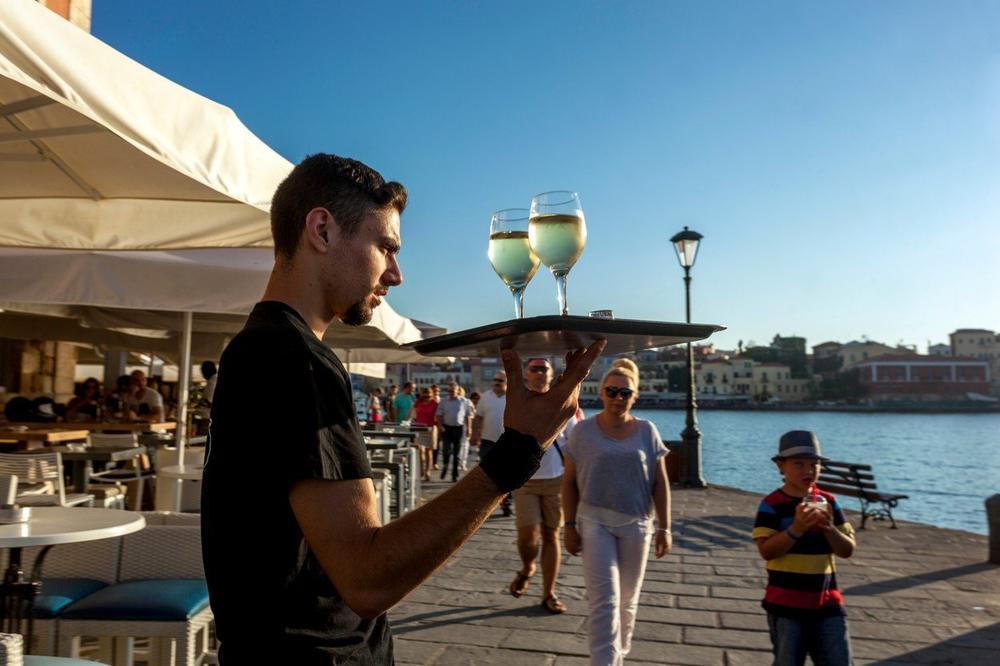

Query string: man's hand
[564,525,582,556]
[501,340,605,447]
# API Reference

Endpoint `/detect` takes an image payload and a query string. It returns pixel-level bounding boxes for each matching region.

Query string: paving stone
[627,641,725,665]
[434,645,555,665]
[724,648,774,666]
[678,596,762,614]
[630,620,684,644]
[718,612,768,631]
[393,638,444,664]
[399,622,511,648]
[684,627,772,650]
[501,628,590,656]
[710,586,763,600]
[637,605,718,627]
[637,581,709,597]
[848,619,938,643]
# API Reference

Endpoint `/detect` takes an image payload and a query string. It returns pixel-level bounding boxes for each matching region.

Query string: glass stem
[511,287,525,319]
[554,271,569,316]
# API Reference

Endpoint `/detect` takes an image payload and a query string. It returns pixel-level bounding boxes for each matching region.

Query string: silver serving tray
[403,315,724,358]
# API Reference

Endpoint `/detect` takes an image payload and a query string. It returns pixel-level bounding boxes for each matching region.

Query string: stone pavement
[389,477,1000,665]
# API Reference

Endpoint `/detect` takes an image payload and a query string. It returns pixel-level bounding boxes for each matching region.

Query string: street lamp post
[670,226,706,488]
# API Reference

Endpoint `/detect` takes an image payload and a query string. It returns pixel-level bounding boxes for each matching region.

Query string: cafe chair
[56,523,212,666]
[86,434,152,511]
[0,453,94,508]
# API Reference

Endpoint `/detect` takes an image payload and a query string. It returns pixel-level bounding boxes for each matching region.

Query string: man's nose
[384,255,402,287]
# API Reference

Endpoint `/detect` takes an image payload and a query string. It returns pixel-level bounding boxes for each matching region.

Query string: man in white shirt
[508,358,578,614]
[124,369,165,422]
[473,370,509,514]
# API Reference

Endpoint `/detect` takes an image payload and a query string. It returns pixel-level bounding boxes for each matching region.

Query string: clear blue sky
[92,1,1000,352]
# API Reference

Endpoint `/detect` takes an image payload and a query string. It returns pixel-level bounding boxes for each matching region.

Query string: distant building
[812,342,842,360]
[838,340,897,369]
[928,343,951,357]
[950,329,999,395]
[856,354,992,406]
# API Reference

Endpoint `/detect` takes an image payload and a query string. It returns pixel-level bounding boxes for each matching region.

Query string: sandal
[508,570,533,598]
[542,594,567,614]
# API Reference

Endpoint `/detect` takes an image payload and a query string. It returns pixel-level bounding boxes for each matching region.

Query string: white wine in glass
[529,191,586,315]
[489,208,540,318]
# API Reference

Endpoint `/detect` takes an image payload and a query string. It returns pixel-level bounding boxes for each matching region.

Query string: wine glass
[488,208,540,318]
[528,191,587,316]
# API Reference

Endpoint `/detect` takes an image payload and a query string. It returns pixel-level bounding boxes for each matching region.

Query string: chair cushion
[61,579,209,621]
[33,578,108,618]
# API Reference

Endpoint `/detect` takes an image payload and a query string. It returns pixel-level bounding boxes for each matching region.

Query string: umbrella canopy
[0,0,289,249]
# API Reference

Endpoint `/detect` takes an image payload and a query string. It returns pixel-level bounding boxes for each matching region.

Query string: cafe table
[0,428,89,451]
[41,445,149,493]
[157,464,204,512]
[4,422,177,433]
[0,507,145,647]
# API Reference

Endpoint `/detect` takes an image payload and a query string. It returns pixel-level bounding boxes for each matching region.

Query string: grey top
[435,396,471,426]
[565,417,668,524]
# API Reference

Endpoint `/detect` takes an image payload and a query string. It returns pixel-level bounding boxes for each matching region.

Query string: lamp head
[669,226,703,269]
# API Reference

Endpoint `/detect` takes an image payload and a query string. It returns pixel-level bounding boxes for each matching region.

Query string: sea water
[584,409,1000,534]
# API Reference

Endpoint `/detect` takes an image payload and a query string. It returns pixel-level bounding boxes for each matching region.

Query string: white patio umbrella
[0,2,443,470]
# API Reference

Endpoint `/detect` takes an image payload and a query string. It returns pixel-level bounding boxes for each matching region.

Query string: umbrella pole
[169,311,193,513]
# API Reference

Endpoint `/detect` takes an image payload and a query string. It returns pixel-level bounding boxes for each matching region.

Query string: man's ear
[304,207,336,252]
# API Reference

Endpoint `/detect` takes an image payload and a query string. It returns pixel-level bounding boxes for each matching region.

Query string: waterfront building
[949,328,999,395]
[928,343,952,357]
[838,339,897,369]
[855,354,993,406]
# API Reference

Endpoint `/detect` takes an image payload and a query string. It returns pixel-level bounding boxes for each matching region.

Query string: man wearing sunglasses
[508,358,581,614]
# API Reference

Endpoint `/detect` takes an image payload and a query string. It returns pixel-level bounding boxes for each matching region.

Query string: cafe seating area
[0,415,434,665]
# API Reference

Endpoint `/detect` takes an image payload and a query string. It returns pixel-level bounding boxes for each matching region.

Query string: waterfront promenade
[391,479,1000,665]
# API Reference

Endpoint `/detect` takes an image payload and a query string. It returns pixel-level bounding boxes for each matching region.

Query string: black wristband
[478,427,544,493]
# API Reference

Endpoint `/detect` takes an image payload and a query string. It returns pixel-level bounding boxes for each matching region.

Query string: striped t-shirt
[751,488,856,617]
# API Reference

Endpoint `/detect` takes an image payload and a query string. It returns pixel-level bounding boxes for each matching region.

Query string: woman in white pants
[562,359,671,665]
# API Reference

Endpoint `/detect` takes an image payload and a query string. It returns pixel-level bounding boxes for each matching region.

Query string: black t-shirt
[202,301,393,664]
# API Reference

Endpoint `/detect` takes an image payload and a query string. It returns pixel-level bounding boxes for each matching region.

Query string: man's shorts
[512,476,563,529]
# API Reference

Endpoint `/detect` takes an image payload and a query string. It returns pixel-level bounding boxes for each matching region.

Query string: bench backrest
[819,460,880,498]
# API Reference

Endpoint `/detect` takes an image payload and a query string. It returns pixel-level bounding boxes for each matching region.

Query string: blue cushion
[33,578,108,618]
[61,579,209,621]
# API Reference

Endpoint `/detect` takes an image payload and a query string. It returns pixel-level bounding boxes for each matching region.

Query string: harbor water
[584,409,1000,535]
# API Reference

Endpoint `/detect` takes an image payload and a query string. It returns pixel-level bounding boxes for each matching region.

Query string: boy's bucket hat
[772,430,829,462]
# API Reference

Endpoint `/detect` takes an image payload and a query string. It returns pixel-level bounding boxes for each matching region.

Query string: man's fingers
[501,349,525,389]
[554,339,606,389]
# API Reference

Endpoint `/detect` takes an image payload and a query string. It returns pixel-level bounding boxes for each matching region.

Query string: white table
[0,508,145,650]
[157,464,204,512]
[0,507,145,548]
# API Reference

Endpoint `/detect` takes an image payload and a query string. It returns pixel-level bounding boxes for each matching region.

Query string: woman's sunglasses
[604,386,634,399]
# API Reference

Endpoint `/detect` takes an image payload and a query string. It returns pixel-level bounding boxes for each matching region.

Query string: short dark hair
[270,153,408,260]
[200,360,217,379]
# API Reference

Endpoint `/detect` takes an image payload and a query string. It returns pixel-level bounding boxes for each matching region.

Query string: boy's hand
[791,504,814,535]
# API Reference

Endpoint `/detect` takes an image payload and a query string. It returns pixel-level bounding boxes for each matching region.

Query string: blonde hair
[601,358,639,392]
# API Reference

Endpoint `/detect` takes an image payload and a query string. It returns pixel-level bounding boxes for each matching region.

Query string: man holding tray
[201,153,605,665]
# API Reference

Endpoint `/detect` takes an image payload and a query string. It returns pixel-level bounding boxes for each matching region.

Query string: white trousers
[459,435,470,471]
[580,518,653,666]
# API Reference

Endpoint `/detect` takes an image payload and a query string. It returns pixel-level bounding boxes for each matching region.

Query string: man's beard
[342,299,373,326]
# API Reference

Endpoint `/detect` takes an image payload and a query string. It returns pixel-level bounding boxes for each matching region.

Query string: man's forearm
[360,467,502,613]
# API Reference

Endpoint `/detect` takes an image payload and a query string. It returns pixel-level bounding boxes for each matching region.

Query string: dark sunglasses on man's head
[604,386,634,399]
[526,365,550,374]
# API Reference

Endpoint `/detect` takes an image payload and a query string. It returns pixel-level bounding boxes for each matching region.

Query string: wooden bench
[818,460,909,529]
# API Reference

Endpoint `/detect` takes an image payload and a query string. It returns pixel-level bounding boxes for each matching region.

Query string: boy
[752,431,857,666]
